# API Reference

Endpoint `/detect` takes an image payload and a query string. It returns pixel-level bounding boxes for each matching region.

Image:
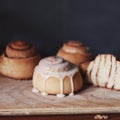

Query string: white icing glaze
[39,56,71,72]
[57,93,65,98]
[69,93,74,96]
[87,54,120,90]
[32,88,39,93]
[33,56,79,97]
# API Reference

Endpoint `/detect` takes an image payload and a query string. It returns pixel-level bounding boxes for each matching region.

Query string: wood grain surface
[0,75,120,116]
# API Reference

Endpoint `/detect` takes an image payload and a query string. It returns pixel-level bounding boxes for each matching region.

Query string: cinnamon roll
[87,54,120,90]
[32,56,83,97]
[57,40,93,74]
[0,40,41,79]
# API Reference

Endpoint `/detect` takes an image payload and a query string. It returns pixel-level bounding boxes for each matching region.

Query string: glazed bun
[87,54,120,90]
[32,56,83,97]
[57,40,93,74]
[0,40,41,79]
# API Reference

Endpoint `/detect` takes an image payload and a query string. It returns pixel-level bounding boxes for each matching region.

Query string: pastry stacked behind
[0,40,41,79]
[32,56,83,97]
[57,40,93,74]
[0,39,119,98]
[87,54,120,90]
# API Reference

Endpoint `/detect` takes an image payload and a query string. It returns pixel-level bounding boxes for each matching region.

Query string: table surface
[0,76,120,120]
[0,76,120,116]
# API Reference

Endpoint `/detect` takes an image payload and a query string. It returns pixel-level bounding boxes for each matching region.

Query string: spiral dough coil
[32,56,83,97]
[0,40,41,79]
[57,40,93,75]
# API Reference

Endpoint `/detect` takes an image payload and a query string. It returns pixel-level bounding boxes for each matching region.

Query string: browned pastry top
[5,40,36,58]
[62,40,91,55]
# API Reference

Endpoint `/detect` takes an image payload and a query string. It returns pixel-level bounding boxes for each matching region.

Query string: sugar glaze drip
[32,56,79,97]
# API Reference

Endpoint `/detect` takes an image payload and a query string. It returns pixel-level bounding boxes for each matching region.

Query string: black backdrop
[0,0,120,57]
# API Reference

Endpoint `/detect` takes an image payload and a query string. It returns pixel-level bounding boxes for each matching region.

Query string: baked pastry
[80,62,90,75]
[32,56,83,97]
[0,40,41,79]
[87,54,120,90]
[57,40,93,74]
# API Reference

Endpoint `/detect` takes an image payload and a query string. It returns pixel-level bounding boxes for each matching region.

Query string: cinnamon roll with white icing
[32,56,83,97]
[87,54,120,90]
[57,40,93,74]
[0,40,41,79]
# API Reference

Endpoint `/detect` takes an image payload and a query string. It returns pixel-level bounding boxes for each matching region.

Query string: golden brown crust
[63,40,89,55]
[73,72,83,93]
[0,54,40,80]
[57,40,93,73]
[0,40,41,80]
[6,40,36,58]
[58,48,92,65]
[79,61,90,75]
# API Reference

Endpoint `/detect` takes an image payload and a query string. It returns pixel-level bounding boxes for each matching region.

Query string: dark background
[0,0,120,57]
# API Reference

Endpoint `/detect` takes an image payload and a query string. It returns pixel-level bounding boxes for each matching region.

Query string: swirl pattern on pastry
[39,56,73,72]
[87,54,120,90]
[57,41,93,75]
[32,56,83,97]
[6,40,36,58]
[57,40,93,65]
[63,40,90,54]
[0,40,41,79]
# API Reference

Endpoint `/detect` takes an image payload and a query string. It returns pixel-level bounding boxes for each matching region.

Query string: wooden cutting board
[0,75,120,116]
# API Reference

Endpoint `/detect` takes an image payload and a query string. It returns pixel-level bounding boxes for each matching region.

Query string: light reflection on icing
[32,56,79,97]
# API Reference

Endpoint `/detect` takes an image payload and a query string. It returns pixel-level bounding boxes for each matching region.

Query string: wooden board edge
[0,107,120,116]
